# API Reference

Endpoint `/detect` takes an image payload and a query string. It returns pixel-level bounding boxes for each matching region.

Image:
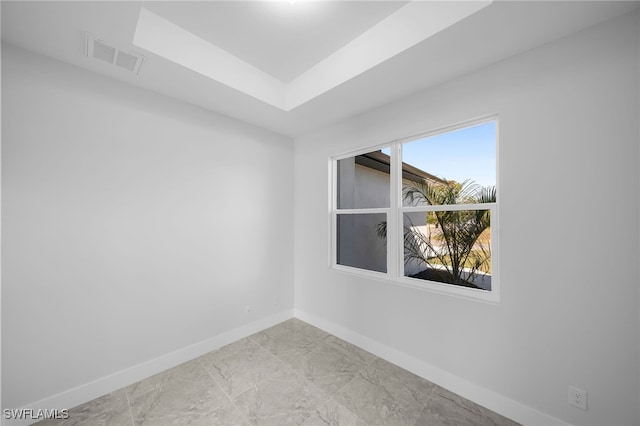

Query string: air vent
[92,40,116,63]
[115,51,139,72]
[86,34,144,75]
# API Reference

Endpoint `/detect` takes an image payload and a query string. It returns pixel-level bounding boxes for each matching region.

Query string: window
[335,150,391,273]
[331,118,499,302]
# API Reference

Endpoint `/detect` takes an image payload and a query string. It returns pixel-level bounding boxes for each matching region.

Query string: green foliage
[378,179,495,287]
[405,179,495,286]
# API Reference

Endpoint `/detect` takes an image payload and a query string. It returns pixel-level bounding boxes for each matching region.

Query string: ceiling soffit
[141,1,409,84]
[132,1,492,111]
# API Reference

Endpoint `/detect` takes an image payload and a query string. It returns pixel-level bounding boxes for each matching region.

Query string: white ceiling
[2,1,638,137]
[143,1,408,83]
[132,1,491,111]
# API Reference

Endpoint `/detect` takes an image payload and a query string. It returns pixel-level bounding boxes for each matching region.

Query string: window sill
[330,264,500,304]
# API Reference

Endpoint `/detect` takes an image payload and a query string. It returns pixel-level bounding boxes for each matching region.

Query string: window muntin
[331,118,498,302]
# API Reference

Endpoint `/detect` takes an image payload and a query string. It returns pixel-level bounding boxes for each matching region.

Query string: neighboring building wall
[338,159,433,275]
[354,163,391,208]
[337,162,389,273]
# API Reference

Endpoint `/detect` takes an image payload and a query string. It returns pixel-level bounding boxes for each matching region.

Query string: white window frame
[330,116,500,303]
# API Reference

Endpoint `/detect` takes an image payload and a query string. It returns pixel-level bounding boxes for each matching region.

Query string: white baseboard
[3,310,294,426]
[4,309,567,426]
[294,309,569,426]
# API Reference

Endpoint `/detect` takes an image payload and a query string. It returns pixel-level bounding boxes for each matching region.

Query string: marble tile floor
[35,318,520,426]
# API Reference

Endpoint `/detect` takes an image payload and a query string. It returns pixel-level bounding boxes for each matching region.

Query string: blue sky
[383,121,496,187]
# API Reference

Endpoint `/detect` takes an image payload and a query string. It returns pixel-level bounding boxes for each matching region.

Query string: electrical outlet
[245,305,252,314]
[569,386,587,410]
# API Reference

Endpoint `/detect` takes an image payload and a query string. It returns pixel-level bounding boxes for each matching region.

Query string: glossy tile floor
[36,319,520,426]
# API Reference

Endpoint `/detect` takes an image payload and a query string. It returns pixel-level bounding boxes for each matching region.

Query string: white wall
[1,45,294,410]
[294,10,639,426]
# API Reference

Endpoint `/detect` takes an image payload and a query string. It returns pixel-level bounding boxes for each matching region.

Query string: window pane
[337,213,387,273]
[403,210,491,290]
[337,149,391,209]
[402,122,496,207]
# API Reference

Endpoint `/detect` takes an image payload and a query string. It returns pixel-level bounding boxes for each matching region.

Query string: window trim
[330,116,500,303]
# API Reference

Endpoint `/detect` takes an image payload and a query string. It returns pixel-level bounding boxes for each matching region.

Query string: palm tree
[378,179,495,287]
